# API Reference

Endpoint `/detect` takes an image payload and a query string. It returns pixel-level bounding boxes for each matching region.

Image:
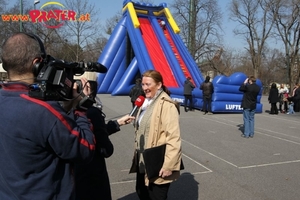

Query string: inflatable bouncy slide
[96,0,263,113]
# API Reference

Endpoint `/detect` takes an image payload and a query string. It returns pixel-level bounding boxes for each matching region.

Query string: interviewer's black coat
[75,107,120,200]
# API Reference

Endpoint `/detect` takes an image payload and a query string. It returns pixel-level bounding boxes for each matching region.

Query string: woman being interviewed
[131,70,182,200]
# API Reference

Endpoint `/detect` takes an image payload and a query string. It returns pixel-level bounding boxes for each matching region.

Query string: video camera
[28,55,107,101]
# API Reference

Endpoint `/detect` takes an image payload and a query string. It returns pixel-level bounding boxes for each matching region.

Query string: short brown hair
[1,32,42,76]
[248,75,256,83]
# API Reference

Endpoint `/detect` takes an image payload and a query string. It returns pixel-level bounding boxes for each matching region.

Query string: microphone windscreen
[134,96,145,107]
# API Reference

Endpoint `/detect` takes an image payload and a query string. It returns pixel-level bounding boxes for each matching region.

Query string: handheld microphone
[129,95,145,116]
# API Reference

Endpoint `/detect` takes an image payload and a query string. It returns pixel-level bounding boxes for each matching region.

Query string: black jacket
[183,79,195,95]
[129,84,143,102]
[268,88,279,103]
[200,81,214,98]
[239,83,260,110]
[75,107,120,200]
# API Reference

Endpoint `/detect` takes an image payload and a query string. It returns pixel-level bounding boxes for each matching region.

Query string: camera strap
[77,95,96,111]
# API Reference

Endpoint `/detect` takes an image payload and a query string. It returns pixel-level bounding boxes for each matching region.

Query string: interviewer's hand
[159,168,172,178]
[117,114,135,126]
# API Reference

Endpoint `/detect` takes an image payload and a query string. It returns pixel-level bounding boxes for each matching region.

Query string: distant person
[183,77,195,112]
[239,76,261,138]
[129,78,144,108]
[293,84,300,112]
[200,76,214,115]
[278,84,289,113]
[287,84,300,114]
[268,83,279,115]
[286,97,295,114]
[160,20,166,30]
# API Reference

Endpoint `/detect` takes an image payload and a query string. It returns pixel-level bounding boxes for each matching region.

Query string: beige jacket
[133,91,182,186]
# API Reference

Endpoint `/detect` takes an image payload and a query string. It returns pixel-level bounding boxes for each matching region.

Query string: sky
[9,0,243,50]
[92,0,242,49]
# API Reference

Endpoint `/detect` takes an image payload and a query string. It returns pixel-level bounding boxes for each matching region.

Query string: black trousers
[148,182,170,200]
[270,103,278,114]
[279,101,288,112]
[184,94,193,111]
[203,96,212,112]
[136,170,170,200]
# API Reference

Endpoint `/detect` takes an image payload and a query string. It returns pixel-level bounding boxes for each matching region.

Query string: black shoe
[249,135,254,138]
[241,134,249,138]
[184,108,188,112]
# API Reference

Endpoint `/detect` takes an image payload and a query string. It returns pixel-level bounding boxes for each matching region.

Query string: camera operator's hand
[63,78,93,112]
[77,77,92,97]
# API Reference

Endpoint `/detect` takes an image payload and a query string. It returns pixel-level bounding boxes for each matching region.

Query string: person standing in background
[183,77,195,112]
[129,78,144,108]
[200,76,214,115]
[268,83,279,115]
[278,84,289,113]
[239,76,261,138]
[292,84,300,112]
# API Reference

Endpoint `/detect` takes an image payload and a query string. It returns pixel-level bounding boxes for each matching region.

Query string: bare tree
[270,0,300,87]
[105,11,123,36]
[105,0,154,35]
[171,0,223,64]
[60,0,101,62]
[230,0,274,78]
[0,1,22,42]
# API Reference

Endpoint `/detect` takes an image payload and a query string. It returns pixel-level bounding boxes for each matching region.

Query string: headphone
[23,32,47,77]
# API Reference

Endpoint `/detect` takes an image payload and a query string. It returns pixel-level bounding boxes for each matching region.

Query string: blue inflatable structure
[96,0,263,113]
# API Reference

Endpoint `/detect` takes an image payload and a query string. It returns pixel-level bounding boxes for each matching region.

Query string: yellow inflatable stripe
[164,8,180,34]
[122,2,140,28]
[135,9,148,15]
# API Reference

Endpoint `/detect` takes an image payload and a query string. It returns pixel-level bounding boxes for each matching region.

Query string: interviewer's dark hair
[142,70,171,96]
[1,32,42,76]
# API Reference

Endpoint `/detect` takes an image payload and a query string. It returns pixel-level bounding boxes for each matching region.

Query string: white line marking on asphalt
[182,139,238,168]
[191,171,212,175]
[202,117,300,144]
[182,153,212,172]
[183,138,300,170]
[238,160,300,169]
[111,180,135,185]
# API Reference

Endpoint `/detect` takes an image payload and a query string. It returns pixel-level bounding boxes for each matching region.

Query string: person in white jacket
[278,84,289,113]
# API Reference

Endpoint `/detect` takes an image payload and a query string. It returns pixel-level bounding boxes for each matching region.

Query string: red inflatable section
[163,26,195,85]
[139,17,178,87]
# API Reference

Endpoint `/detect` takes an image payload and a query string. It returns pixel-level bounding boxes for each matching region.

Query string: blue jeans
[288,103,294,114]
[243,108,256,137]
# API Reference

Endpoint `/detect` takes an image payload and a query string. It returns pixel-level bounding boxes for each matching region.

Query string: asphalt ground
[98,94,300,200]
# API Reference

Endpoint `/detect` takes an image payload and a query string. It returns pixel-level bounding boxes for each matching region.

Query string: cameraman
[0,32,96,199]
